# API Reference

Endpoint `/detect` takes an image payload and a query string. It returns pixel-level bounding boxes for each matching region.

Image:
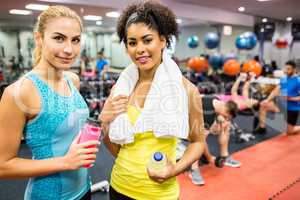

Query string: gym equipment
[235,32,257,50]
[231,120,255,143]
[187,35,199,48]
[91,180,109,193]
[187,56,209,72]
[223,59,240,76]
[215,156,226,168]
[204,32,220,49]
[208,53,223,69]
[243,32,257,50]
[235,35,248,50]
[242,60,262,76]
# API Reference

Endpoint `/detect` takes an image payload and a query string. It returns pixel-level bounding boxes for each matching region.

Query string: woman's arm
[0,83,98,179]
[231,73,246,96]
[98,89,127,157]
[101,122,120,157]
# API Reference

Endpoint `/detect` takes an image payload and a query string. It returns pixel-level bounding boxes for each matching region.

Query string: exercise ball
[204,32,220,49]
[235,32,257,50]
[275,38,288,49]
[209,53,223,69]
[187,36,199,48]
[243,32,257,50]
[235,35,248,50]
[242,60,262,76]
[223,59,240,76]
[187,56,209,72]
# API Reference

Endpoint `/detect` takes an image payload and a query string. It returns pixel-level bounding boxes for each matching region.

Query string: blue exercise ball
[243,32,257,50]
[187,35,199,48]
[209,53,223,69]
[204,32,220,49]
[236,32,257,50]
[235,35,248,50]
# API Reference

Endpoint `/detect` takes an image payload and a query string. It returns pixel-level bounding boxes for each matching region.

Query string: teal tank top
[23,72,90,200]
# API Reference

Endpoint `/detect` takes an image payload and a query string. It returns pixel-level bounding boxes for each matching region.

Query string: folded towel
[109,52,189,144]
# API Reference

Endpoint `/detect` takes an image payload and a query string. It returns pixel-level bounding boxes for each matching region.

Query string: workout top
[23,72,90,200]
[202,95,217,129]
[280,75,300,111]
[110,105,179,200]
[217,94,247,110]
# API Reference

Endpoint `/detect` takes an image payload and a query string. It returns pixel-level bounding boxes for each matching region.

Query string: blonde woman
[0,6,98,200]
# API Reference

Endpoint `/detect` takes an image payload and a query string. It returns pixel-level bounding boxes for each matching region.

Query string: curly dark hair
[117,0,179,48]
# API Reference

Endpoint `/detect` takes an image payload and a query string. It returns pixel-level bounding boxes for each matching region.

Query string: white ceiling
[174,0,300,21]
[0,0,299,31]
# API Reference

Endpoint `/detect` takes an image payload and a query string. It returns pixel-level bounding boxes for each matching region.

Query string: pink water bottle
[78,123,101,168]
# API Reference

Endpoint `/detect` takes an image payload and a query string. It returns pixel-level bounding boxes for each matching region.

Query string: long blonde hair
[33,6,83,66]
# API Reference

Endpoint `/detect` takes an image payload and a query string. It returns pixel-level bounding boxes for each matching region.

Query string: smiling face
[36,17,81,70]
[126,22,166,71]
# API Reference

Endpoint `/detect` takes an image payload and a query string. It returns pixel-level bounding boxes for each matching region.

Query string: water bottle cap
[90,127,100,132]
[153,152,163,161]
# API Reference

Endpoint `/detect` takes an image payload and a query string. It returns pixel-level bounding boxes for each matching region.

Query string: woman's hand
[239,73,247,81]
[147,158,176,184]
[62,134,100,170]
[99,94,129,123]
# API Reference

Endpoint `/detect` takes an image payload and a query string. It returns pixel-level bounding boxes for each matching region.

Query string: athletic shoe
[224,156,241,168]
[254,127,266,135]
[189,169,205,186]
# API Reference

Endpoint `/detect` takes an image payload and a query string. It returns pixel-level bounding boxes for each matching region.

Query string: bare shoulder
[1,77,39,115]
[182,77,199,98]
[64,71,80,90]
[7,77,40,115]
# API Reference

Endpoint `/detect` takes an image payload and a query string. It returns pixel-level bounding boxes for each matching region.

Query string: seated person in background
[256,60,300,135]
[189,95,240,186]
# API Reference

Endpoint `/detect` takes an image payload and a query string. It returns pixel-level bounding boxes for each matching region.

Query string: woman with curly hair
[99,1,206,199]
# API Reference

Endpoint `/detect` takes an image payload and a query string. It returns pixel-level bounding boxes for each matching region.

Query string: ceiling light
[286,17,292,22]
[96,21,102,26]
[176,18,182,24]
[238,7,245,12]
[106,11,120,18]
[25,4,49,11]
[262,18,268,23]
[257,0,272,2]
[83,15,102,21]
[9,9,32,15]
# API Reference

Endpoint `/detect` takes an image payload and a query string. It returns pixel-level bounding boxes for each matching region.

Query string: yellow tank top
[110,105,179,200]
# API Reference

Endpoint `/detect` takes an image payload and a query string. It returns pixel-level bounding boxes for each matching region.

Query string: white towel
[109,52,189,144]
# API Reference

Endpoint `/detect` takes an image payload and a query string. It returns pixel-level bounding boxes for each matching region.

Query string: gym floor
[0,112,292,200]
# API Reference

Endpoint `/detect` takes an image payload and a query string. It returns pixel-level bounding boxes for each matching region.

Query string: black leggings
[80,190,91,200]
[109,186,135,200]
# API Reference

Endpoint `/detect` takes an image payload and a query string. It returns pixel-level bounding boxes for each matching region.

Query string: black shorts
[286,110,299,126]
[109,186,135,200]
[80,190,91,200]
